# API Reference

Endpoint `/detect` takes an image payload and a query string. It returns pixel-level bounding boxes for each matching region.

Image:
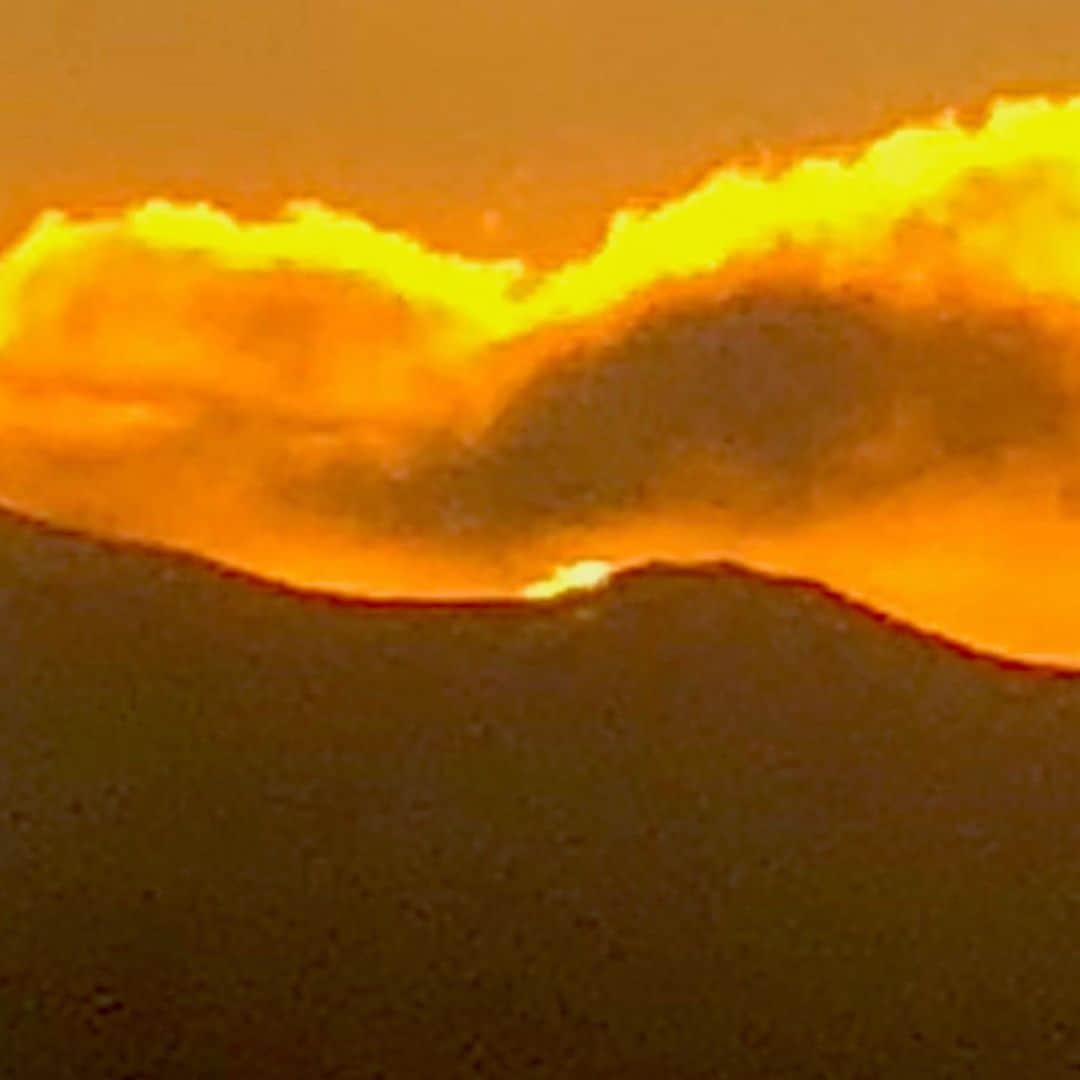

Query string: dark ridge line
[646,559,1080,683]
[2,501,1077,681]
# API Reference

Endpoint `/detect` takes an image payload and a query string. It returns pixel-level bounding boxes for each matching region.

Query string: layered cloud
[6,97,1080,660]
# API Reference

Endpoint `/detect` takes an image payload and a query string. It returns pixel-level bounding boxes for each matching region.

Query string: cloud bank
[6,97,1080,660]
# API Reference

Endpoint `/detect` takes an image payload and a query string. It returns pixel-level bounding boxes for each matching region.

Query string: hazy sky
[4,0,1080,258]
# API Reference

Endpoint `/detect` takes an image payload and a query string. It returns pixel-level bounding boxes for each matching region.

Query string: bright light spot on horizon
[521,560,615,600]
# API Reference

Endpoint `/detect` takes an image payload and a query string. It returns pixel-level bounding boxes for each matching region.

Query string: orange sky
[5,0,1080,261]
[6,6,1080,665]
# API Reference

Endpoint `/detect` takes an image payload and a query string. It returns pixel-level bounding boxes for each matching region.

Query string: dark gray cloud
[299,285,1076,543]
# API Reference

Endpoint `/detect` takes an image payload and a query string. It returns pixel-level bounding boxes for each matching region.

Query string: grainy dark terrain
[1,508,1079,1078]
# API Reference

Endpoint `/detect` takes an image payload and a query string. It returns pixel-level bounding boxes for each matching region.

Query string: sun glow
[521,560,617,601]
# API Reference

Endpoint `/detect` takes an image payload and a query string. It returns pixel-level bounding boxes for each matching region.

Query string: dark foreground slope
[2,511,1079,1078]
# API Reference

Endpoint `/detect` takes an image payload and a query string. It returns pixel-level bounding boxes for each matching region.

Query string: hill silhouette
[2,508,1079,1077]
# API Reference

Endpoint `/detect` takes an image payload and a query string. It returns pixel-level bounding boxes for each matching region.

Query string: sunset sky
[6,3,1080,663]
[5,0,1080,258]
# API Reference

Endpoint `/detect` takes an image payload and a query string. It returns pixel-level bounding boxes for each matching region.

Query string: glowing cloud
[6,95,1080,662]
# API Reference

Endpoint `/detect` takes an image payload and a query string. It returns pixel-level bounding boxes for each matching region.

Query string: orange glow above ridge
[6,95,1080,662]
